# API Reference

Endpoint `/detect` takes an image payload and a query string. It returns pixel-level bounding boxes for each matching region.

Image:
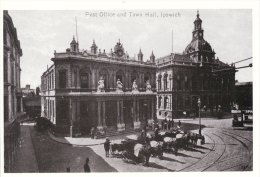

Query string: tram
[232,109,253,128]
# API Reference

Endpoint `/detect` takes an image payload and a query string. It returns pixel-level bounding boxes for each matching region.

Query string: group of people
[161,118,181,130]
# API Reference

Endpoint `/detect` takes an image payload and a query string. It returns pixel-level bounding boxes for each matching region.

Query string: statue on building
[132,79,139,93]
[97,76,105,92]
[146,80,152,92]
[116,79,123,92]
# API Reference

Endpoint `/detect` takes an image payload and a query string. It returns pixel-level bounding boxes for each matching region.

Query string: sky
[9,9,252,89]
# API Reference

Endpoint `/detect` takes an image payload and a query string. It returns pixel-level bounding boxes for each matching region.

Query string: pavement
[48,132,105,146]
[13,123,39,172]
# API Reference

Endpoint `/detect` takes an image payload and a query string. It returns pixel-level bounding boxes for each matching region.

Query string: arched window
[158,96,162,109]
[131,71,138,87]
[164,97,168,109]
[80,72,89,88]
[79,68,91,89]
[100,69,109,90]
[116,70,125,89]
[158,75,162,90]
[163,73,168,91]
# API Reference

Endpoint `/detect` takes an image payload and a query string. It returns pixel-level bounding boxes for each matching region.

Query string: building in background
[41,38,156,137]
[156,11,236,119]
[3,10,25,172]
[21,84,35,97]
[234,82,252,110]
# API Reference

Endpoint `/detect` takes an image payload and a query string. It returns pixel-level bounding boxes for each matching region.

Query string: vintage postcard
[1,1,259,177]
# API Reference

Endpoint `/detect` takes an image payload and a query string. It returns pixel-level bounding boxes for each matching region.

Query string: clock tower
[192,10,204,40]
[114,39,125,58]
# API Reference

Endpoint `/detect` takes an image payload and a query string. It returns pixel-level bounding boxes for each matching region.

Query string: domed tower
[193,10,203,40]
[138,48,143,62]
[184,11,216,63]
[70,36,79,53]
[90,40,98,54]
[150,51,155,63]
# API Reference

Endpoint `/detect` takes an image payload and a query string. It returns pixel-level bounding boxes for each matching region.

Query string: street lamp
[198,98,201,135]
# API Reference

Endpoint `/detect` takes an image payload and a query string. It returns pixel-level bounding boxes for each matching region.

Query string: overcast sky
[9,9,252,89]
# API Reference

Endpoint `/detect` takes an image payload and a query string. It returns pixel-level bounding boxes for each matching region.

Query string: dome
[184,38,213,54]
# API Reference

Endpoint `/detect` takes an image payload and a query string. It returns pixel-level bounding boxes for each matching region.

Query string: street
[14,118,252,172]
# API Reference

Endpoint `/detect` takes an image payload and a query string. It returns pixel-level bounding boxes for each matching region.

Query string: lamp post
[198,98,201,135]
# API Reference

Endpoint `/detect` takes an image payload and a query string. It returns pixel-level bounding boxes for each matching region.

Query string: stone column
[20,97,23,112]
[97,101,102,127]
[117,100,125,131]
[136,100,140,122]
[97,100,105,135]
[91,69,95,90]
[151,99,155,120]
[133,99,141,129]
[69,98,73,137]
[102,101,106,127]
[117,100,120,124]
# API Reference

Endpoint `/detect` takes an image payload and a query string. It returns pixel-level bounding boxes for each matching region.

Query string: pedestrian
[164,118,168,130]
[104,137,110,157]
[178,120,181,127]
[161,119,164,130]
[66,167,70,172]
[90,127,95,139]
[171,119,175,128]
[168,119,171,130]
[84,157,90,172]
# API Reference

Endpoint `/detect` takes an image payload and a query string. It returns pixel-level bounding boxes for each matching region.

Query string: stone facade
[156,11,236,119]
[41,39,156,137]
[3,10,25,172]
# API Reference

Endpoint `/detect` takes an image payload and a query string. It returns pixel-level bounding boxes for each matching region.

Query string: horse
[122,143,152,166]
[150,141,163,159]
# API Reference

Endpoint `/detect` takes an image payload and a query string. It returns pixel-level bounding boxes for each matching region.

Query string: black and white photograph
[1,0,259,175]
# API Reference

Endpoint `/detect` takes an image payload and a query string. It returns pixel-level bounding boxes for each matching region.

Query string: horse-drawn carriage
[110,129,205,166]
[148,129,206,155]
[110,134,163,166]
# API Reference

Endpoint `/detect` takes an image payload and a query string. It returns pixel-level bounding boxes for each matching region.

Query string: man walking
[84,158,90,172]
[104,137,111,157]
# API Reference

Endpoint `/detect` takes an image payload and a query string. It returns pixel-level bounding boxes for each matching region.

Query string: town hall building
[156,11,236,119]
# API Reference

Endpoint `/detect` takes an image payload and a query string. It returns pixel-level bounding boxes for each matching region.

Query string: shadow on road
[176,152,200,159]
[148,162,175,172]
[193,145,214,151]
[161,156,185,164]
[186,147,206,154]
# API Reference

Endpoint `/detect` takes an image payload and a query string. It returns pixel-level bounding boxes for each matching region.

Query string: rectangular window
[4,55,8,82]
[4,96,8,122]
[52,73,54,89]
[59,71,67,88]
[74,71,77,88]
